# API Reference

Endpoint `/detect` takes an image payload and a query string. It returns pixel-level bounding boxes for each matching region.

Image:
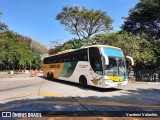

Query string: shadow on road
[0,76,159,117]
[38,76,122,92]
[0,88,160,118]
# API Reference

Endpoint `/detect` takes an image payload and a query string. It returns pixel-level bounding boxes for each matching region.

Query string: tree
[30,40,47,58]
[121,0,160,40]
[48,39,64,55]
[0,12,47,70]
[93,32,157,66]
[0,31,47,70]
[56,6,113,40]
[0,12,8,32]
[50,32,157,66]
[61,38,88,50]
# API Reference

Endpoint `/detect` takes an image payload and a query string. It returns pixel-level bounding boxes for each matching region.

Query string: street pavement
[0,73,160,119]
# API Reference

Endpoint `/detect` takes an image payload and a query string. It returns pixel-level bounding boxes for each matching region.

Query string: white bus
[43,45,134,88]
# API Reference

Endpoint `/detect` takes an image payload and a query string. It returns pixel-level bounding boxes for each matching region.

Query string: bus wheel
[79,76,87,87]
[50,72,54,80]
[47,72,50,79]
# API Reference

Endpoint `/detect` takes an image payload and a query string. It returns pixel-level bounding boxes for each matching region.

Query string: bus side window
[78,49,88,61]
[89,47,103,74]
[63,54,67,62]
[53,56,57,63]
[71,51,78,61]
[68,53,72,62]
[95,61,102,71]
[59,56,62,63]
[43,58,47,64]
[60,55,64,62]
[51,56,54,63]
[48,57,51,64]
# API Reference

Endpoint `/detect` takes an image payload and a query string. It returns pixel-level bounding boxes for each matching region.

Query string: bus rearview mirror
[126,56,134,66]
[103,55,109,65]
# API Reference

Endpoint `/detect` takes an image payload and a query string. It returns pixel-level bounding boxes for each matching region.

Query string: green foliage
[50,32,157,66]
[122,0,160,40]
[49,38,87,55]
[0,12,8,32]
[61,38,87,50]
[0,31,47,70]
[0,22,8,32]
[93,32,157,66]
[151,40,160,65]
[56,6,113,40]
[0,11,47,70]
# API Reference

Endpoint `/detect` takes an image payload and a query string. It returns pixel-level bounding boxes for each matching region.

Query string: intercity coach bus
[43,45,134,88]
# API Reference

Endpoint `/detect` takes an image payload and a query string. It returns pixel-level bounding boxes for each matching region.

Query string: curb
[129,81,160,84]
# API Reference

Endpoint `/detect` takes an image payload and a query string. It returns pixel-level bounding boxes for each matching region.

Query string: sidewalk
[128,81,160,84]
[0,71,30,79]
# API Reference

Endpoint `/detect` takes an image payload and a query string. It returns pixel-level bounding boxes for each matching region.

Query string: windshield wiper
[118,61,126,76]
[112,67,117,76]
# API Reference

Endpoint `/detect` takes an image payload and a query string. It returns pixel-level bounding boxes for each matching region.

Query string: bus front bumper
[105,80,128,88]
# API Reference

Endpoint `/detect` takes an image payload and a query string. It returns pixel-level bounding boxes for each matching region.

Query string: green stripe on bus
[60,62,78,78]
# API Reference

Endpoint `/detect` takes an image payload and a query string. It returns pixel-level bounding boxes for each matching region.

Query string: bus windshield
[104,57,126,76]
[102,48,127,76]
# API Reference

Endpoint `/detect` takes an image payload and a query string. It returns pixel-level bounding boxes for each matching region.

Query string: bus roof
[88,45,121,50]
[45,45,121,58]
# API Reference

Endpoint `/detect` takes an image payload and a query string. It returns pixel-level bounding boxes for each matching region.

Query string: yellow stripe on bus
[43,63,65,79]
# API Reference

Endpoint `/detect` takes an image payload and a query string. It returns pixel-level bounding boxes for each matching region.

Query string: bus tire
[47,72,50,79]
[50,72,54,80]
[79,75,87,87]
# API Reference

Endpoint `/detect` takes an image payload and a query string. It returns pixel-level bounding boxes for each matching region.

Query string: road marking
[0,91,38,102]
[18,117,144,120]
[18,117,149,120]
[75,98,160,108]
[132,118,140,120]
[46,117,107,120]
[129,82,160,84]
[148,82,160,84]
[0,91,159,111]
[0,99,160,111]
[0,91,67,102]
[39,91,67,98]
[0,101,35,111]
[0,81,47,92]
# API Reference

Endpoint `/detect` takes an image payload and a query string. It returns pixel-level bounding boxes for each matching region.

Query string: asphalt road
[0,75,160,119]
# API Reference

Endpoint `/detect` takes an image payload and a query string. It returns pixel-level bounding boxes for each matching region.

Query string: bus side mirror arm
[100,48,109,65]
[105,55,109,65]
[126,56,134,66]
[102,55,109,65]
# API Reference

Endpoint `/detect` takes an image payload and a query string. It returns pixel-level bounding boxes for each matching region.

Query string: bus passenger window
[89,47,103,74]
[78,49,88,61]
[95,61,102,71]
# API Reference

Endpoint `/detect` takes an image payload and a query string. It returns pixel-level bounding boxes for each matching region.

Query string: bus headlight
[106,80,113,82]
[104,76,113,82]
[104,76,108,79]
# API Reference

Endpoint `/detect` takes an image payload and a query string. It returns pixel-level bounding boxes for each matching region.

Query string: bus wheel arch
[50,72,54,80]
[47,72,51,79]
[79,75,87,87]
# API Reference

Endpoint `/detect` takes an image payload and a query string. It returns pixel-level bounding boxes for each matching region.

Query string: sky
[0,0,139,47]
